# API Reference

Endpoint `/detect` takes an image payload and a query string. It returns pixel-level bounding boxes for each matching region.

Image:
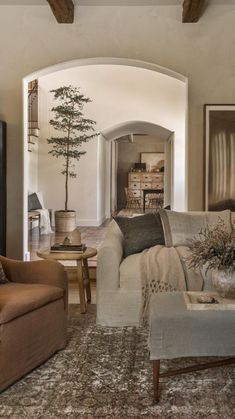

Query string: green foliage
[47,86,98,210]
[187,218,235,273]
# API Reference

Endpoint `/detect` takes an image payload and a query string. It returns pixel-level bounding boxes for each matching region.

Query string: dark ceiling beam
[47,0,74,24]
[182,0,206,23]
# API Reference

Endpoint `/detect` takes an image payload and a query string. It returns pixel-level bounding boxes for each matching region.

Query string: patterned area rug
[0,305,235,419]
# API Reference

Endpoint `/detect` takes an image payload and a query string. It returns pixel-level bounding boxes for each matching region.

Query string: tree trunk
[65,121,71,211]
[65,166,68,211]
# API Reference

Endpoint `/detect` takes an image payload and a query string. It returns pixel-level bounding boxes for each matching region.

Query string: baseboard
[77,216,106,227]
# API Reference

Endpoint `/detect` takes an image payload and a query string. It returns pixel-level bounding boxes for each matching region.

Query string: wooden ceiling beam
[47,0,74,24]
[182,0,206,23]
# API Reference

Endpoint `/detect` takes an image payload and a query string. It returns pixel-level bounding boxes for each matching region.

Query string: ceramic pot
[212,269,235,299]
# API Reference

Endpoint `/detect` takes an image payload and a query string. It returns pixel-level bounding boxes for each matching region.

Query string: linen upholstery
[96,211,229,327]
[149,292,235,360]
[0,256,68,392]
[175,246,206,291]
[159,209,232,247]
[231,211,235,229]
[120,253,142,291]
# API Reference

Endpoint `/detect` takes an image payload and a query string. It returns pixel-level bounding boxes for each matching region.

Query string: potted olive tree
[48,85,97,232]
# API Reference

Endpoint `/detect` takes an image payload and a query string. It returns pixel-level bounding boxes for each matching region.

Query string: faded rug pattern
[0,305,235,419]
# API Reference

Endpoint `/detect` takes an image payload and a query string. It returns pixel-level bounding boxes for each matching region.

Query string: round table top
[37,247,97,261]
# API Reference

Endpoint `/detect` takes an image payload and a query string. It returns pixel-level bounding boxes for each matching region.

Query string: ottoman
[148,292,235,403]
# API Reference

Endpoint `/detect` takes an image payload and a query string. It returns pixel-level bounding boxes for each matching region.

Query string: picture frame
[140,152,165,172]
[204,105,235,211]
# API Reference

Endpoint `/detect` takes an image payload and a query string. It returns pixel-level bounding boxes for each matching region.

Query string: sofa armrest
[97,220,123,291]
[0,256,68,310]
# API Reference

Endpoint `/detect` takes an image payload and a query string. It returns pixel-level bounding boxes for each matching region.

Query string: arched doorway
[23,58,188,259]
[98,121,174,218]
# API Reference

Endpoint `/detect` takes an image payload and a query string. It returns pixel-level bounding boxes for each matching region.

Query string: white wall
[28,141,38,194]
[1,4,235,257]
[38,65,186,225]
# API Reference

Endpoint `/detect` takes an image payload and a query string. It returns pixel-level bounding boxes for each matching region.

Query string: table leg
[83,258,91,303]
[77,260,86,314]
[153,360,160,404]
[143,191,146,212]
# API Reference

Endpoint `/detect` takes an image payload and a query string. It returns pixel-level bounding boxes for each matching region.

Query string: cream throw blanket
[140,245,204,322]
[36,209,53,235]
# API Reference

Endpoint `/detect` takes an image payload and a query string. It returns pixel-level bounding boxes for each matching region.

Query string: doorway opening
[23,58,188,260]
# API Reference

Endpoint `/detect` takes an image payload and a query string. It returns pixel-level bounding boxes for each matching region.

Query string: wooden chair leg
[153,360,160,403]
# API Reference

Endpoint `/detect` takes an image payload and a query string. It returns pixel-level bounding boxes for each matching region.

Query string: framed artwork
[140,152,165,172]
[204,105,235,211]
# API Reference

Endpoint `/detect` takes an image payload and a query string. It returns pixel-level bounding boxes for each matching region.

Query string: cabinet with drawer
[152,182,164,189]
[128,171,164,209]
[141,182,152,190]
[129,181,141,190]
[142,173,152,182]
[151,173,164,182]
[129,173,142,182]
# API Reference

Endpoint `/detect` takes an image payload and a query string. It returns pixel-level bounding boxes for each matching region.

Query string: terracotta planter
[212,270,235,299]
[55,210,76,233]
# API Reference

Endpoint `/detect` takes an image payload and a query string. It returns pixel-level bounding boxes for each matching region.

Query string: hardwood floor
[29,221,110,263]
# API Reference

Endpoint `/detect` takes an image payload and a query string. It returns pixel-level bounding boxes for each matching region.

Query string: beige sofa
[0,256,68,392]
[97,210,233,327]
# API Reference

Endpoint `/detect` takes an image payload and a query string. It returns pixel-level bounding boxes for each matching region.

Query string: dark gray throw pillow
[0,261,9,284]
[113,212,165,258]
[28,193,42,211]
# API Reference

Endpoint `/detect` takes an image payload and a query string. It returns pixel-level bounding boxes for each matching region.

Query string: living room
[0,1,235,417]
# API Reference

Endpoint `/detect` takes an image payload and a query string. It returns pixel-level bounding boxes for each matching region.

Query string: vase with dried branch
[187,219,235,298]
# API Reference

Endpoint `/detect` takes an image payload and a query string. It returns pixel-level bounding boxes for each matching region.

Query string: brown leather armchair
[0,256,68,392]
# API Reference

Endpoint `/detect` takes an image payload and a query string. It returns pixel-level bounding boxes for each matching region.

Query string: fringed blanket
[140,245,204,323]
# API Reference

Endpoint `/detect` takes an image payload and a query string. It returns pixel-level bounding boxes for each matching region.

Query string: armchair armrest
[97,220,123,292]
[0,256,68,310]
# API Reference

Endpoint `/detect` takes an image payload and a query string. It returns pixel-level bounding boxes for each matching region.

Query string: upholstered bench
[148,292,235,403]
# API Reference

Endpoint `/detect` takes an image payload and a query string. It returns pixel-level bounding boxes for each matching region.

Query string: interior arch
[23,58,188,259]
[98,121,173,218]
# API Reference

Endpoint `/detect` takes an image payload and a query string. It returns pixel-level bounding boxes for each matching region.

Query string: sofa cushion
[159,209,232,247]
[113,212,165,257]
[0,283,64,325]
[0,261,9,284]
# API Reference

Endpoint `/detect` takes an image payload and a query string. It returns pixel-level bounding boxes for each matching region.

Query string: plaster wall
[37,66,185,225]
[0,4,235,257]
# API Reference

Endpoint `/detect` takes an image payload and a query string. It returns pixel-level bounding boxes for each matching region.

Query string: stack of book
[50,243,87,253]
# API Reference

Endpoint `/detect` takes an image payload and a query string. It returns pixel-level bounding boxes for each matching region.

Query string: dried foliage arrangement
[187,219,235,273]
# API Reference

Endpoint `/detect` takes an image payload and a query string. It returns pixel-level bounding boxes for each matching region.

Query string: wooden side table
[37,247,97,314]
